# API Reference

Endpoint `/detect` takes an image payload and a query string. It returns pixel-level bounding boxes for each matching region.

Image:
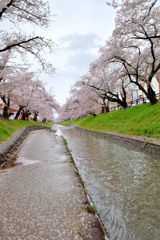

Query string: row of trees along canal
[0,0,59,121]
[58,0,160,121]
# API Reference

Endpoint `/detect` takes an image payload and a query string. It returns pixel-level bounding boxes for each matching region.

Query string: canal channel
[59,125,160,240]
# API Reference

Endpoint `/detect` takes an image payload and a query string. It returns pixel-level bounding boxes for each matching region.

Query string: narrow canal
[59,125,160,240]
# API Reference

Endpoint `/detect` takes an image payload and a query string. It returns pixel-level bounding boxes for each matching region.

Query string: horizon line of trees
[58,0,160,121]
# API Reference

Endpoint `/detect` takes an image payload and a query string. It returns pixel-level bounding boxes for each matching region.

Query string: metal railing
[110,93,160,111]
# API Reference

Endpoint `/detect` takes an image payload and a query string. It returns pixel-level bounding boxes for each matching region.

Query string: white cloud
[49,0,116,39]
[60,32,101,51]
[58,32,101,72]
[50,32,104,104]
[47,0,116,105]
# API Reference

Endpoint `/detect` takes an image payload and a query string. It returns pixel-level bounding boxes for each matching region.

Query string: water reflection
[61,126,160,240]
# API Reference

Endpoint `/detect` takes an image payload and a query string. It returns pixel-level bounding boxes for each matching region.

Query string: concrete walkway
[0,129,105,240]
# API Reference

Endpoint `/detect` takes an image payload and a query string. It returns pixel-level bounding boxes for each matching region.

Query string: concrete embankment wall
[0,126,51,168]
[74,126,160,157]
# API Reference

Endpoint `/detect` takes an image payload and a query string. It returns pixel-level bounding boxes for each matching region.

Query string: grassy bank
[0,118,53,143]
[61,101,160,139]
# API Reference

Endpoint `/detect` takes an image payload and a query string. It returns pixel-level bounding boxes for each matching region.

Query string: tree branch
[0,0,15,19]
[0,36,40,52]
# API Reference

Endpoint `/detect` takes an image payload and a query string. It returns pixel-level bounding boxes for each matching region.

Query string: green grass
[60,101,160,139]
[0,118,53,143]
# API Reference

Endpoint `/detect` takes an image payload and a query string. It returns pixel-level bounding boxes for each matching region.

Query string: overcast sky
[44,0,116,105]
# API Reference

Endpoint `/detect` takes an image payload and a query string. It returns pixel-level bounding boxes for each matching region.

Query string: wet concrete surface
[0,129,105,240]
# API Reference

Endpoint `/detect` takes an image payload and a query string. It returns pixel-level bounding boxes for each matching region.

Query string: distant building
[0,101,18,119]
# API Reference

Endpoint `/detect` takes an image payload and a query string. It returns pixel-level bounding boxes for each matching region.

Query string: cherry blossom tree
[58,64,122,120]
[0,51,17,118]
[58,78,108,121]
[0,67,59,120]
[104,0,160,104]
[83,57,130,109]
[0,0,50,26]
[71,81,102,117]
[11,71,39,119]
[11,76,59,121]
[0,0,55,73]
[27,86,59,121]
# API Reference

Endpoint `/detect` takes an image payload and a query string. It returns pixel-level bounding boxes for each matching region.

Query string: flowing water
[59,125,160,240]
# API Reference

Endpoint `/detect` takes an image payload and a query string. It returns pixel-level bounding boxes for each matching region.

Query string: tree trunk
[3,106,9,119]
[15,106,24,119]
[21,114,26,120]
[105,105,110,112]
[122,98,128,109]
[116,98,128,109]
[1,95,10,119]
[33,112,38,121]
[147,85,158,105]
[132,81,158,105]
[101,106,105,113]
[101,105,110,113]
[21,109,27,120]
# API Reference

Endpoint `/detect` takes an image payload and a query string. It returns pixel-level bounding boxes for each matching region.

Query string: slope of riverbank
[61,100,160,139]
[0,118,52,143]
